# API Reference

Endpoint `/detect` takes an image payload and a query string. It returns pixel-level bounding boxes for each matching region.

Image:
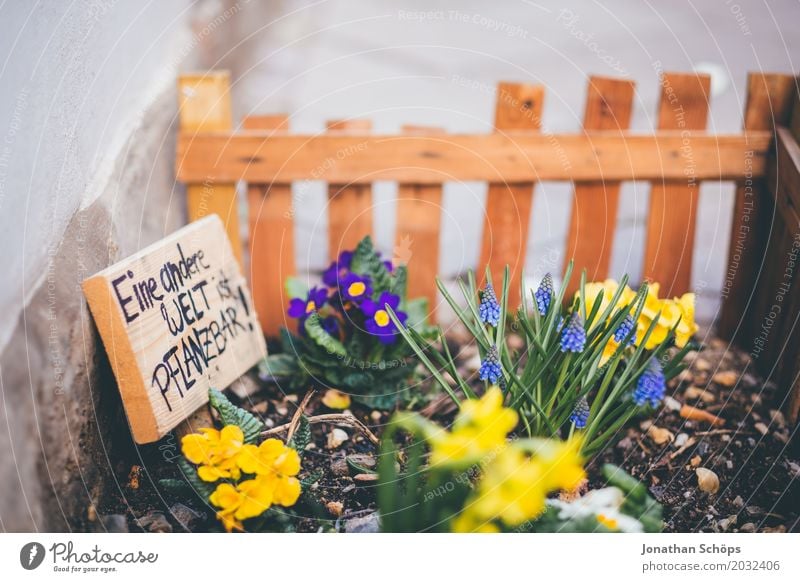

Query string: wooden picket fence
[174,70,800,421]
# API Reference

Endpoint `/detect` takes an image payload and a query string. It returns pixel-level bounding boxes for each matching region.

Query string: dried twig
[285,390,315,443]
[263,412,380,446]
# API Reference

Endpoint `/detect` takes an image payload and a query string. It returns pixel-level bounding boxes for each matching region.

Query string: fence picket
[479,82,543,307]
[643,73,711,297]
[178,72,243,266]
[718,73,796,342]
[395,125,444,318]
[564,76,635,298]
[327,119,373,260]
[243,115,296,336]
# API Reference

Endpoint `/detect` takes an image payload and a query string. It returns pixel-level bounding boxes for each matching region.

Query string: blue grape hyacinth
[478,284,501,327]
[633,358,666,407]
[534,273,554,316]
[479,345,503,385]
[560,313,586,353]
[569,396,590,429]
[614,314,636,345]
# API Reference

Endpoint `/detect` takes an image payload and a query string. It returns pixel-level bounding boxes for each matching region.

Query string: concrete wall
[0,0,251,532]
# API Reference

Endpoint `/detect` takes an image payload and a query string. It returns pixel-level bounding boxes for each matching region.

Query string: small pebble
[664,396,682,412]
[739,522,756,533]
[137,511,172,533]
[712,370,738,387]
[754,422,768,436]
[696,467,720,494]
[674,433,689,447]
[327,428,349,449]
[326,501,344,517]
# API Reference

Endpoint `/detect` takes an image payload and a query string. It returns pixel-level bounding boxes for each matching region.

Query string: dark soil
[96,333,799,533]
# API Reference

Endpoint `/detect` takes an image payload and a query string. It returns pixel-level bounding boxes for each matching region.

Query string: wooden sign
[83,216,266,443]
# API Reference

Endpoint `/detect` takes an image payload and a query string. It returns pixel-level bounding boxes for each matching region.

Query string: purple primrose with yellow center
[340,273,372,304]
[287,286,328,323]
[361,292,407,344]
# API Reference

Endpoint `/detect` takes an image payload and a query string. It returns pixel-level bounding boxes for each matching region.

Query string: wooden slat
[768,120,800,422]
[643,73,711,296]
[718,73,797,342]
[327,119,373,259]
[478,83,542,308]
[244,115,296,337]
[175,72,237,438]
[564,76,635,297]
[176,131,770,184]
[178,72,243,267]
[395,125,444,317]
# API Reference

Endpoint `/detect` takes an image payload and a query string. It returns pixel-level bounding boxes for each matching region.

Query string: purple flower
[479,284,501,327]
[287,287,328,323]
[569,396,590,429]
[322,250,354,287]
[633,358,666,407]
[614,314,636,345]
[361,292,407,344]
[560,313,586,353]
[535,273,554,316]
[340,272,372,304]
[479,345,504,386]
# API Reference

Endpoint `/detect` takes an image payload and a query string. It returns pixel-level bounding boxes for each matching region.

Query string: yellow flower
[237,438,302,507]
[181,425,245,482]
[429,387,518,466]
[583,279,697,352]
[322,389,351,410]
[209,477,277,532]
[453,438,585,531]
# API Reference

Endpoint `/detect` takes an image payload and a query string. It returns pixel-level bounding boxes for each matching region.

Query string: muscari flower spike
[613,314,636,345]
[633,357,666,407]
[478,284,501,327]
[479,345,504,386]
[569,396,590,429]
[534,273,554,316]
[560,313,586,353]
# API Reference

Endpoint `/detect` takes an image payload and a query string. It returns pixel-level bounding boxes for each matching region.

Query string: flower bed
[86,236,799,534]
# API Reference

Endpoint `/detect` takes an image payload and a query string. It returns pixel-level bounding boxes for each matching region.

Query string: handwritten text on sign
[83,216,266,443]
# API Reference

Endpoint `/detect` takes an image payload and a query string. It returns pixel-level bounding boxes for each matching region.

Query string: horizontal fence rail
[176,131,771,184]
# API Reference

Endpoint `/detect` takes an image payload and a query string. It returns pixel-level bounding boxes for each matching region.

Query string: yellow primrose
[453,439,585,531]
[237,438,302,506]
[209,477,276,533]
[181,425,245,482]
[429,386,518,466]
[322,388,351,410]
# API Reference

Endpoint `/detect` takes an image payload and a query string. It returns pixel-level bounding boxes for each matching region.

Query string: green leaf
[350,236,392,293]
[177,457,216,499]
[288,415,311,459]
[300,469,323,490]
[259,354,299,379]
[346,456,377,475]
[404,297,431,329]
[305,313,348,357]
[208,388,264,444]
[352,390,403,410]
[285,276,308,300]
[158,478,190,495]
[391,264,408,297]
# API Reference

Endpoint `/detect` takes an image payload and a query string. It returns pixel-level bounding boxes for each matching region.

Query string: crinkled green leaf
[287,414,311,460]
[208,388,263,444]
[305,313,347,357]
